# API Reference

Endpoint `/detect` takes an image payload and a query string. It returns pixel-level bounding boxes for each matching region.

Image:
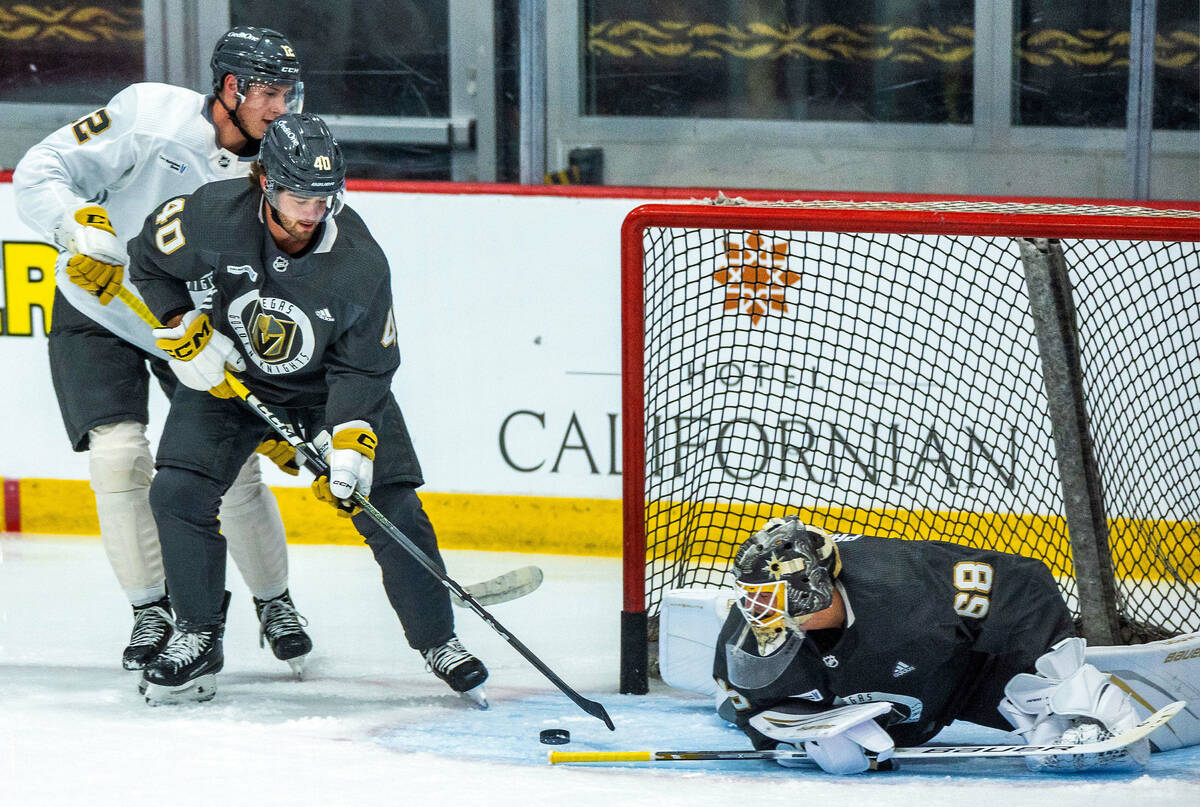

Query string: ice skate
[422,635,489,708]
[142,624,224,705]
[254,590,312,679]
[122,595,173,670]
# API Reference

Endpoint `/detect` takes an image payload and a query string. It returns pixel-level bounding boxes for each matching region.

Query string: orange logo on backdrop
[712,232,799,325]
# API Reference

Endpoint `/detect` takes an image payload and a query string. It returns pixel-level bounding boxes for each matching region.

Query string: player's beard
[270,206,320,245]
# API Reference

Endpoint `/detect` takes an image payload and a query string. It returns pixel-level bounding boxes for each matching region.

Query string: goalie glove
[311,421,376,516]
[54,204,126,305]
[749,701,895,775]
[255,438,300,476]
[998,636,1149,771]
[153,310,245,399]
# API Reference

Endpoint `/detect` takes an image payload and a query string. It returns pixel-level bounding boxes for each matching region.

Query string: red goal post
[619,197,1200,695]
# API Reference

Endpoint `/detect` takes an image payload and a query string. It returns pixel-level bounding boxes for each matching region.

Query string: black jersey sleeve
[322,263,401,429]
[923,541,1076,729]
[127,193,210,322]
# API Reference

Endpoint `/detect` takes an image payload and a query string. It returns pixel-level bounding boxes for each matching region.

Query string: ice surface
[1,537,1196,806]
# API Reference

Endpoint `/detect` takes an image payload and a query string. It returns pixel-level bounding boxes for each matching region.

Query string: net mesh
[636,222,1198,639]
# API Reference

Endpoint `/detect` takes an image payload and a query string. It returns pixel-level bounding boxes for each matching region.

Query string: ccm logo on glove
[58,204,127,306]
[157,312,214,361]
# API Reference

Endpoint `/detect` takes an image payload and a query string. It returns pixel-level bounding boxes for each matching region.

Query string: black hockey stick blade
[353,495,614,730]
[224,374,614,730]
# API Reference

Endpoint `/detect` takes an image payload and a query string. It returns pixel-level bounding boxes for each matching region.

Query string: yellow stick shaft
[115,286,162,328]
[548,751,652,764]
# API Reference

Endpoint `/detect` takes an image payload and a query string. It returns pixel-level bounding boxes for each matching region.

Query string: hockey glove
[255,438,300,476]
[749,701,895,775]
[54,204,126,305]
[153,310,246,399]
[311,421,376,516]
[998,636,1148,771]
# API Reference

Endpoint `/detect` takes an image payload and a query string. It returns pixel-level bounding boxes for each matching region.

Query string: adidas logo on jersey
[892,660,915,678]
[315,308,334,322]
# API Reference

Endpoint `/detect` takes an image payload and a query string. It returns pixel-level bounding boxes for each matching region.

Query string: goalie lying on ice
[662,517,1198,774]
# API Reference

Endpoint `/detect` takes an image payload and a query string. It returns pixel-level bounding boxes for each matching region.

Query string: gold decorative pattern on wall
[0,4,143,43]
[588,21,1199,70]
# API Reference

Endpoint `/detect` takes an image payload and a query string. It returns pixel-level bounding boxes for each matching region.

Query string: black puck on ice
[540,728,571,745]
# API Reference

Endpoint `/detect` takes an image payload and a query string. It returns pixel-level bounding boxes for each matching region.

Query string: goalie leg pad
[1087,632,1200,752]
[89,422,164,601]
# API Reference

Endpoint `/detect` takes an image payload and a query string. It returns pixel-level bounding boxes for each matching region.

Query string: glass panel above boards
[582,0,975,124]
[230,0,450,118]
[1012,0,1198,130]
[0,2,144,104]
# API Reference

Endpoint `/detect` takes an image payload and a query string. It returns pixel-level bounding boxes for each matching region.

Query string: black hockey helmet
[259,113,346,219]
[211,26,303,110]
[732,516,842,638]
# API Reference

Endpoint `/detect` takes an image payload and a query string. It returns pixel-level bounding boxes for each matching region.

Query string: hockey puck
[540,728,571,745]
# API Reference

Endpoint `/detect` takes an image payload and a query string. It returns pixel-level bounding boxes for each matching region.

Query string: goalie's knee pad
[88,421,153,494]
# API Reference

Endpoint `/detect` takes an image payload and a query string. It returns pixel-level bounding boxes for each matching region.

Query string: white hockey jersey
[13,82,255,355]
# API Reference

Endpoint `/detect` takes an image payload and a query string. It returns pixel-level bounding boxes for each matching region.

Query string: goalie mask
[259,113,346,222]
[732,516,841,647]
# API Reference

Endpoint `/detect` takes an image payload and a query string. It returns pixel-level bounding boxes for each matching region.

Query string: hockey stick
[119,287,545,608]
[453,565,544,608]
[223,373,614,729]
[115,287,612,729]
[547,700,1184,764]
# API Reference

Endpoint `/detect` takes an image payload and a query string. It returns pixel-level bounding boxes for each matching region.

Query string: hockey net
[619,197,1200,693]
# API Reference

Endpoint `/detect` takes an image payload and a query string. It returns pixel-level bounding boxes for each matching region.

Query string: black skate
[422,636,488,708]
[254,590,312,679]
[142,625,225,705]
[122,595,173,670]
[143,592,229,705]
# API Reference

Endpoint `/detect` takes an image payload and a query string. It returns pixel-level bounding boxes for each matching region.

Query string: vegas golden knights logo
[249,299,298,362]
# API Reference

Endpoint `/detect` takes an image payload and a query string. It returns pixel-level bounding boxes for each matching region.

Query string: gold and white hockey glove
[311,420,376,517]
[255,438,300,475]
[55,204,126,305]
[153,310,245,399]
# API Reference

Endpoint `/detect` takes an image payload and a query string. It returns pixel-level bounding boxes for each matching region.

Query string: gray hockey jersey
[128,178,401,433]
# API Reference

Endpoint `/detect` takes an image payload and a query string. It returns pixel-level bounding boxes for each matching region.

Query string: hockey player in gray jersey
[713,516,1150,774]
[12,26,313,675]
[126,113,488,706]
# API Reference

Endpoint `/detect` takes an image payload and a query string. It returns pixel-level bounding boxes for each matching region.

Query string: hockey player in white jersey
[12,26,314,676]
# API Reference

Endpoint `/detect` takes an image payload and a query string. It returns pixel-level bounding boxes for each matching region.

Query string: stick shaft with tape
[115,287,614,730]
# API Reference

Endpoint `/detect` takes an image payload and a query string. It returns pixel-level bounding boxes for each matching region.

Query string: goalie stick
[547,700,1184,765]
[115,286,613,730]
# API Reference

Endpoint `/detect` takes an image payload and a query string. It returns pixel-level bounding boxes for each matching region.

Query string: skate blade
[461,683,488,710]
[144,673,218,706]
[286,654,308,680]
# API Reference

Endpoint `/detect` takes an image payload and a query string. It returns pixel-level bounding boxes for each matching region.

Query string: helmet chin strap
[214,90,260,154]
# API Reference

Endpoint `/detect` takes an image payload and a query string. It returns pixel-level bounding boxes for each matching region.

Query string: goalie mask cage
[619,197,1200,695]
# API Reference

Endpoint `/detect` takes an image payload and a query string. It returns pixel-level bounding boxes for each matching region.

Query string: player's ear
[221,73,239,99]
